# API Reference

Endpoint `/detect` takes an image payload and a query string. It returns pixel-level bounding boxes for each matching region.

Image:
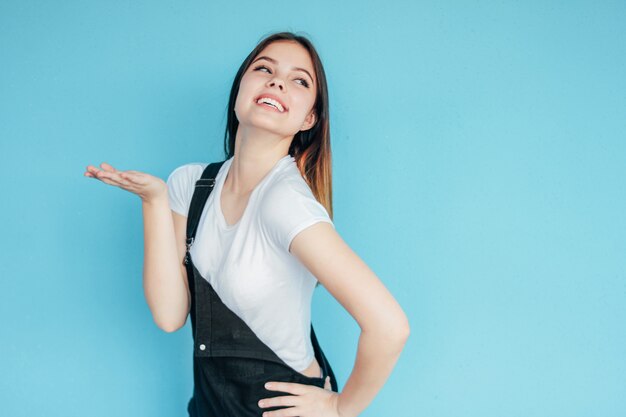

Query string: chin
[241,114,294,135]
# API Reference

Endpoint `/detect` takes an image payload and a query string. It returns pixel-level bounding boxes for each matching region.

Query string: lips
[253,93,288,112]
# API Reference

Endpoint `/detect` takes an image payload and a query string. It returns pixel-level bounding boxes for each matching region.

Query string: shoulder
[166,162,210,216]
[260,168,322,212]
[166,162,209,185]
[258,168,333,252]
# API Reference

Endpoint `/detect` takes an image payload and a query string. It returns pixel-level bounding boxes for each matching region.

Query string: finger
[96,170,133,188]
[86,166,111,181]
[264,381,310,396]
[100,162,118,173]
[95,170,120,182]
[86,165,102,176]
[258,394,300,410]
[94,173,122,187]
[324,376,331,390]
[119,171,145,185]
[261,406,299,417]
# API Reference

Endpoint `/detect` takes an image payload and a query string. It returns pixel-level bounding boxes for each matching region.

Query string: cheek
[237,75,256,98]
[293,95,316,119]
[234,83,255,111]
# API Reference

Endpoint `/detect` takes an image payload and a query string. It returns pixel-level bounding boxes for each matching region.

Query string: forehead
[255,41,315,76]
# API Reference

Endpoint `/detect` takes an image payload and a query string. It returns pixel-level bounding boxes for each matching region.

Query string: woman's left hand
[259,376,342,417]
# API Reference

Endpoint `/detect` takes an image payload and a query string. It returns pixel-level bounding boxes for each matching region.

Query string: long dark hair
[222,31,333,220]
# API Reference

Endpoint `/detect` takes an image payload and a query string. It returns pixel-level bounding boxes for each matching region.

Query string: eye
[253,65,310,88]
[296,78,310,88]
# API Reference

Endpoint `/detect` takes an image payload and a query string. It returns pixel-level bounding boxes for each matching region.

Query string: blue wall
[1,1,625,416]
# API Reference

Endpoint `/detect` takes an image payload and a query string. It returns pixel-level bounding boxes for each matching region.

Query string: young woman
[85,31,409,417]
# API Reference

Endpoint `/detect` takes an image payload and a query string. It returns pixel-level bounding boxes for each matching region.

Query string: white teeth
[256,97,284,112]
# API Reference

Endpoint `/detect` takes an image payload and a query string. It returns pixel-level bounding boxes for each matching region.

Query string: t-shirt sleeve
[261,179,335,252]
[165,163,206,216]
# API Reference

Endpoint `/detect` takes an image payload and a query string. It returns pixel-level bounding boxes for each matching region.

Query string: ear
[300,109,317,131]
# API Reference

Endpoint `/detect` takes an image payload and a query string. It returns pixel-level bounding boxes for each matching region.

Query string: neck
[225,124,292,195]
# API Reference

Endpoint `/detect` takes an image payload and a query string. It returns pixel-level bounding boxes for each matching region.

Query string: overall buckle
[184,237,194,265]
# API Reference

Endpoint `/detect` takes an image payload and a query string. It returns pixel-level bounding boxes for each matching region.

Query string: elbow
[391,314,411,345]
[398,320,410,344]
[389,311,411,347]
[160,324,181,333]
[364,313,411,347]
[155,304,191,333]
[156,317,186,333]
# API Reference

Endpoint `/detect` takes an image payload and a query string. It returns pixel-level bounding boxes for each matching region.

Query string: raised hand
[84,162,167,204]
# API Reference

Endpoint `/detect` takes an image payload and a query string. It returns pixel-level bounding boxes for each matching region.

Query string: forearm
[142,195,188,331]
[336,328,409,417]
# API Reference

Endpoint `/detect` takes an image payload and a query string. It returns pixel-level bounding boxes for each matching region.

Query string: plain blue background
[1,1,625,416]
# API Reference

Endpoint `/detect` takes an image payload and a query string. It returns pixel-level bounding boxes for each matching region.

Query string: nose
[267,77,285,91]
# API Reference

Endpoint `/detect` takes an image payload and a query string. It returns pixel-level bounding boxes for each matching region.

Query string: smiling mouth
[254,95,288,112]
[256,101,283,112]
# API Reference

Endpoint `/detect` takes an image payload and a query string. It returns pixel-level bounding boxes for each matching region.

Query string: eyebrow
[251,56,315,85]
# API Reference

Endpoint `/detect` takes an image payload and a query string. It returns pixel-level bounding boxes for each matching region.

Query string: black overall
[183,161,339,416]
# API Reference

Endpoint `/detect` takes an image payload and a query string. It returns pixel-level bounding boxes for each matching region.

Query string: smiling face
[234,40,318,138]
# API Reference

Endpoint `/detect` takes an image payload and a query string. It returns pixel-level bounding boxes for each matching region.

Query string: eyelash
[253,65,310,88]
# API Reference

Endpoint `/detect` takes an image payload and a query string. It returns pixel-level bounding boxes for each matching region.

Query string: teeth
[256,97,284,112]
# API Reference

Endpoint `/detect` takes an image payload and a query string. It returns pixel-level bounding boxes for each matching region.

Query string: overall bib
[183,161,339,416]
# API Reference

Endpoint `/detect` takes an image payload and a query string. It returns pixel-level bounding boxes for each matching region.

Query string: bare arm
[290,222,410,417]
[142,196,191,332]
[85,163,190,332]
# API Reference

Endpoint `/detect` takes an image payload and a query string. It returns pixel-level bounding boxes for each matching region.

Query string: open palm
[84,162,167,203]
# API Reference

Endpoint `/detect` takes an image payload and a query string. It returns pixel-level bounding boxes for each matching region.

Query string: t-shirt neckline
[215,154,293,230]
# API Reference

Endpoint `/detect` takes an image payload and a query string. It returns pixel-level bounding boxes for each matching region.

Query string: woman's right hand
[84,162,167,204]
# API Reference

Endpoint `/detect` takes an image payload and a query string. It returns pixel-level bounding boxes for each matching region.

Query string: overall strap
[184,160,226,266]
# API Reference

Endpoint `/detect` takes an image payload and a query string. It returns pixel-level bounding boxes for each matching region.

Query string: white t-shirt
[166,154,334,372]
